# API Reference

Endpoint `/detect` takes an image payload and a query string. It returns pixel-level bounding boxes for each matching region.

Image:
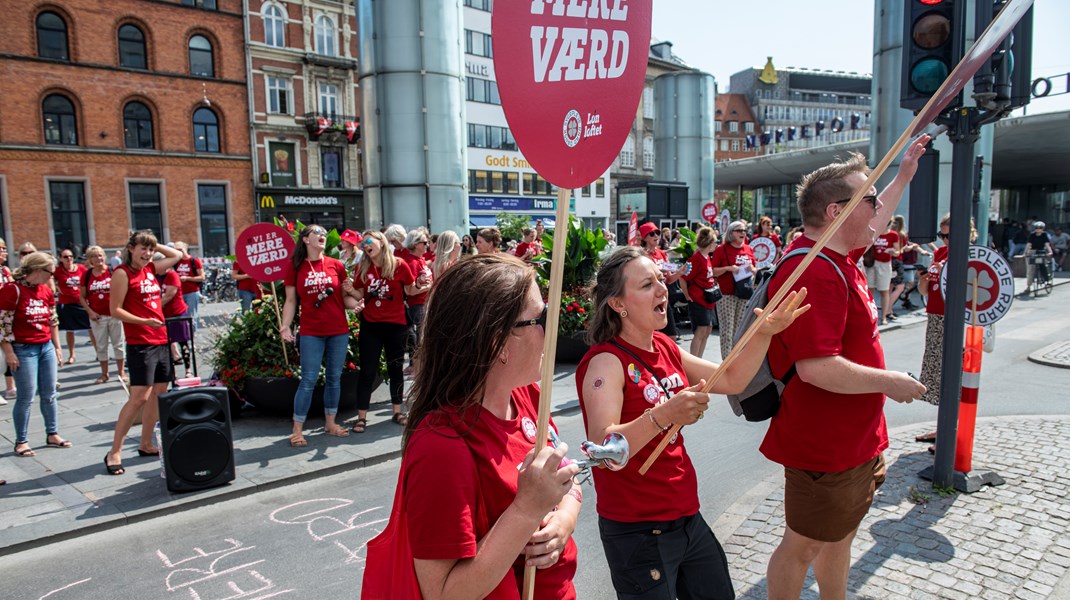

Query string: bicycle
[1027,251,1054,297]
[201,264,237,303]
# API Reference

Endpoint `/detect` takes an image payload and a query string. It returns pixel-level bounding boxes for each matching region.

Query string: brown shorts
[783,453,887,543]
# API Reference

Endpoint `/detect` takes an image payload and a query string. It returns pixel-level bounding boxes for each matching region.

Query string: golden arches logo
[260,195,275,208]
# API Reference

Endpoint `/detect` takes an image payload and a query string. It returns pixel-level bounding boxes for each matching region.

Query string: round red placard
[235,223,296,283]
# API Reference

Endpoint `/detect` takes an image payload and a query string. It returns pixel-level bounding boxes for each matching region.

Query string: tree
[495,211,530,243]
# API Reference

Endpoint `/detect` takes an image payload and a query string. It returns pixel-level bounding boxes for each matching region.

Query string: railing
[302,112,360,143]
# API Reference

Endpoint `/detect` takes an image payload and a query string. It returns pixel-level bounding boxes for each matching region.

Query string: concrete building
[0,0,253,258]
[247,0,363,232]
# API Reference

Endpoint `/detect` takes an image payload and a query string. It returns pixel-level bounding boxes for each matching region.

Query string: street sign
[702,202,718,223]
[492,1,653,189]
[235,223,295,283]
[718,209,731,236]
[751,237,777,269]
[939,245,1014,325]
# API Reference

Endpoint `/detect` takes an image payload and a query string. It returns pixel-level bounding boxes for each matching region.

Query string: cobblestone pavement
[714,417,1070,599]
[1029,341,1070,369]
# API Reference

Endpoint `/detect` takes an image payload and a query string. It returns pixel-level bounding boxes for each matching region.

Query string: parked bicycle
[1027,251,1054,297]
[201,264,237,303]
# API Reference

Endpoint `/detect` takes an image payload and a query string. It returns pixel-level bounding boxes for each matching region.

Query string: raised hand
[755,288,811,335]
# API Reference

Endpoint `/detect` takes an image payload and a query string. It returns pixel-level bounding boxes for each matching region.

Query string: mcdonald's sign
[260,195,275,208]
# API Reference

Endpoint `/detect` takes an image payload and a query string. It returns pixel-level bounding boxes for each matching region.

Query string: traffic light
[901,0,965,113]
[775,129,784,143]
[908,141,940,243]
[973,1,1033,110]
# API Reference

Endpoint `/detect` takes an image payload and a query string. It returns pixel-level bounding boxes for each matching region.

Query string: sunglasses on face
[20,251,31,256]
[306,228,327,236]
[361,239,375,249]
[42,268,55,276]
[62,255,73,259]
[514,305,548,330]
[834,194,879,208]
[938,232,949,239]
[647,232,660,238]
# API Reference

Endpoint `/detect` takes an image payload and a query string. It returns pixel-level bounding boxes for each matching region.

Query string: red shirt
[577,333,700,523]
[404,384,577,599]
[402,254,431,306]
[0,281,54,344]
[354,261,415,324]
[57,263,87,305]
[283,258,349,337]
[162,270,189,318]
[514,242,535,259]
[82,268,113,316]
[710,243,756,296]
[118,263,168,346]
[174,257,203,295]
[926,246,949,315]
[761,236,887,472]
[873,231,899,263]
[232,262,263,296]
[752,233,783,249]
[681,251,717,309]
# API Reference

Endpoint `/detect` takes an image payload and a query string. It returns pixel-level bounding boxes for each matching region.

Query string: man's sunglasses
[938,232,949,240]
[835,194,879,208]
[514,305,548,330]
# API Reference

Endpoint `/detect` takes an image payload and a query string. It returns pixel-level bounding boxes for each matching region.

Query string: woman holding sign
[576,246,809,599]
[280,225,359,447]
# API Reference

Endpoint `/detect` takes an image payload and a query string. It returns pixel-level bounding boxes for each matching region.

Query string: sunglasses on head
[514,305,548,330]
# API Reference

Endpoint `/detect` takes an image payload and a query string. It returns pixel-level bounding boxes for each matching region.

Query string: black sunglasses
[938,232,949,239]
[835,194,879,208]
[514,305,548,330]
[19,251,32,256]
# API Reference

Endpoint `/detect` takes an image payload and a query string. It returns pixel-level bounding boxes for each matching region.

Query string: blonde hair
[432,230,460,279]
[13,251,55,279]
[85,245,105,260]
[358,230,398,281]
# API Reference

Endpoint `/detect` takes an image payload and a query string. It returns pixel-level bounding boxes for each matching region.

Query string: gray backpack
[726,248,847,421]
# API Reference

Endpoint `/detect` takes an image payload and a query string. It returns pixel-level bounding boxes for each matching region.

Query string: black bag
[733,276,754,300]
[703,287,722,305]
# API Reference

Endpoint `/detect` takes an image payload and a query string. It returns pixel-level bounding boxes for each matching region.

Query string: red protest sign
[702,203,718,223]
[492,1,653,189]
[235,223,295,282]
[628,211,639,246]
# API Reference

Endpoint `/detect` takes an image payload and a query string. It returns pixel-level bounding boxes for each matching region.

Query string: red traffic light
[919,0,944,5]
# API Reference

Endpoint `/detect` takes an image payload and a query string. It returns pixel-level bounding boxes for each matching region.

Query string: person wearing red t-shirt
[514,228,538,260]
[678,226,720,359]
[639,221,684,340]
[363,253,581,599]
[1,252,71,459]
[160,265,191,377]
[55,249,90,365]
[0,239,16,402]
[230,261,263,314]
[752,215,784,262]
[105,230,184,475]
[80,245,125,385]
[173,242,204,331]
[710,220,757,360]
[401,228,434,373]
[344,231,428,433]
[864,222,901,325]
[577,246,808,600]
[762,144,929,599]
[280,225,363,448]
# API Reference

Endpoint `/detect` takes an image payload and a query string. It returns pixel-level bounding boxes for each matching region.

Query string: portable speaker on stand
[157,386,236,493]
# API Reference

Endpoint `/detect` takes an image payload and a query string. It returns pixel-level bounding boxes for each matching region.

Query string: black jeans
[598,513,734,600]
[404,304,426,367]
[357,318,406,410]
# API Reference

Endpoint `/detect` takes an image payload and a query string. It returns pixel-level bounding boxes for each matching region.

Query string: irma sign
[493,0,653,189]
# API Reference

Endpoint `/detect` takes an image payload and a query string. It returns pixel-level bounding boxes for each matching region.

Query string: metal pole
[932,108,979,488]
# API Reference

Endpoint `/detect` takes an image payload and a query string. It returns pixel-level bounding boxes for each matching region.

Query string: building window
[268,141,296,187]
[744,122,754,134]
[129,182,163,236]
[620,134,635,168]
[182,0,218,8]
[267,76,293,114]
[466,78,501,105]
[315,15,337,56]
[464,0,493,10]
[117,24,147,69]
[720,140,728,152]
[43,94,78,146]
[50,181,89,255]
[263,3,285,47]
[36,11,69,61]
[643,85,654,119]
[642,136,654,170]
[728,121,739,133]
[123,101,154,149]
[731,140,740,152]
[594,177,605,198]
[189,35,214,78]
[467,124,515,150]
[321,147,343,188]
[470,170,489,193]
[192,107,220,153]
[464,29,493,58]
[197,184,230,257]
[714,120,722,133]
[318,83,339,119]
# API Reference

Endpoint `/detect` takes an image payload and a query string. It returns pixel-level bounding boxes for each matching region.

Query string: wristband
[645,408,669,433]
[566,488,583,503]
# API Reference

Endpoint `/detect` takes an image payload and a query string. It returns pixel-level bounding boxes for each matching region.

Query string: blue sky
[651,0,1070,114]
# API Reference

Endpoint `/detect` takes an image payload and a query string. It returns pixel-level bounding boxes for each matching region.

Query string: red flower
[284,370,293,378]
[566,305,574,312]
[577,308,586,314]
[347,362,356,370]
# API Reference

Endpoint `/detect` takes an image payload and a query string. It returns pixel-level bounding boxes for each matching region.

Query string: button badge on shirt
[521,417,537,443]
[643,383,660,404]
[627,363,641,384]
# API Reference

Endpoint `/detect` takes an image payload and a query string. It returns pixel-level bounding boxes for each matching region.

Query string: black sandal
[104,454,125,475]
[391,413,408,426]
[352,418,367,433]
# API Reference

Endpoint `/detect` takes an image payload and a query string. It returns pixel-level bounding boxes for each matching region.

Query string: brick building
[715,94,758,161]
[0,0,253,259]
[247,0,362,232]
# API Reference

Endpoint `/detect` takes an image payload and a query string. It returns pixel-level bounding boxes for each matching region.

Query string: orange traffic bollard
[954,325,984,473]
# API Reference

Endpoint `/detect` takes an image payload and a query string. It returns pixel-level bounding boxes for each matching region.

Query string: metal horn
[577,432,630,471]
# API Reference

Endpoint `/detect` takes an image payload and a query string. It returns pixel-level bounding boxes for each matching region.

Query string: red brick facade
[0,0,252,257]
[715,93,758,162]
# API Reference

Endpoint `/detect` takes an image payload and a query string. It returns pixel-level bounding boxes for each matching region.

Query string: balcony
[303,112,360,144]
[304,53,357,70]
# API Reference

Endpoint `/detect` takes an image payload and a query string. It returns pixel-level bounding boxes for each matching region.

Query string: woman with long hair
[576,246,808,598]
[461,234,477,256]
[679,226,719,358]
[710,220,757,359]
[638,222,684,339]
[431,230,462,280]
[388,253,581,598]
[55,248,90,364]
[280,225,361,447]
[344,231,429,432]
[104,231,183,475]
[1,251,71,458]
[80,245,125,384]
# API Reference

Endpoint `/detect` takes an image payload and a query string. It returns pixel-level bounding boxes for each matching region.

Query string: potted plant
[555,289,594,363]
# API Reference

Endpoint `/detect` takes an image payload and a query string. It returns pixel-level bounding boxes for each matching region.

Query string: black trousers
[357,319,406,409]
[598,513,734,600]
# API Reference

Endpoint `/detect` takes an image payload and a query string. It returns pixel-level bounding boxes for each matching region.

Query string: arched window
[43,94,78,145]
[188,35,214,78]
[315,15,336,56]
[620,134,635,168]
[118,24,147,69]
[192,107,220,153]
[643,136,654,170]
[263,3,285,47]
[123,101,154,149]
[36,12,69,60]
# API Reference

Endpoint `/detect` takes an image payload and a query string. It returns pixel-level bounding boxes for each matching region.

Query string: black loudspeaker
[157,387,235,493]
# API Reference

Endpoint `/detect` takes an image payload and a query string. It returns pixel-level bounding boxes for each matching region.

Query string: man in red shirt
[762,142,929,599]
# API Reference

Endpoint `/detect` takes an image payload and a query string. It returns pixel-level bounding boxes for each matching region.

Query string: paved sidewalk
[713,416,1070,600]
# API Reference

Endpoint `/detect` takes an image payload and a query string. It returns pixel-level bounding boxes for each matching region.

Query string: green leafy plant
[273,216,342,260]
[932,483,957,498]
[496,211,532,244]
[534,215,609,292]
[907,486,930,505]
[669,227,697,262]
[558,290,593,335]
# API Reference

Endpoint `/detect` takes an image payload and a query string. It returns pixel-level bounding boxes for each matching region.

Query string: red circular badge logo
[521,417,538,443]
[235,223,296,283]
[492,1,653,189]
[702,203,718,223]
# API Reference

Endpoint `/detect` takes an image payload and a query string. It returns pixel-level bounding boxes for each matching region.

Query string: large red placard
[235,223,295,283]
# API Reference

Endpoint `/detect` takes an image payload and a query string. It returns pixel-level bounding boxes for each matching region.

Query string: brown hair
[403,253,535,450]
[695,226,717,249]
[478,227,502,248]
[939,212,978,242]
[123,230,158,267]
[796,152,870,228]
[586,246,647,346]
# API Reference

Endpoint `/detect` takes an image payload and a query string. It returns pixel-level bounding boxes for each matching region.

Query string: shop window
[118,24,147,69]
[36,12,69,61]
[123,101,154,149]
